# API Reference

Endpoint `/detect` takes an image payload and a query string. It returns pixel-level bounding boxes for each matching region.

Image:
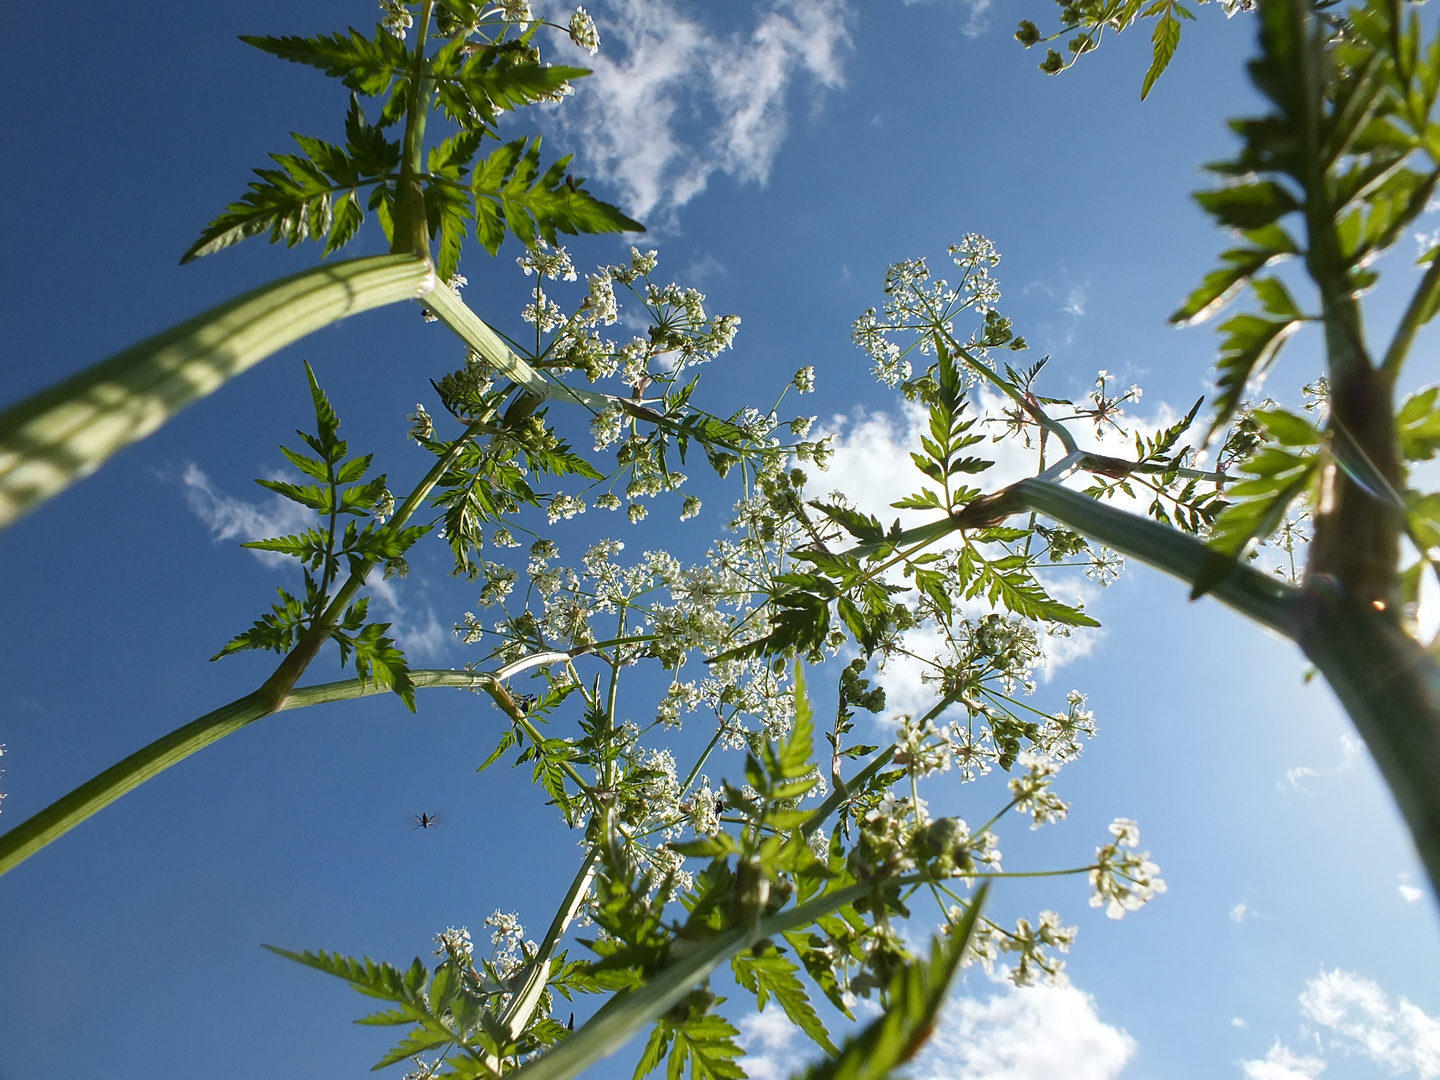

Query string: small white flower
[547,493,587,523]
[793,365,816,393]
[408,404,434,443]
[379,0,414,40]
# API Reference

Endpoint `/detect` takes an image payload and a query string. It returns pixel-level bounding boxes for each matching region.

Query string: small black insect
[567,1013,575,1031]
[414,812,439,830]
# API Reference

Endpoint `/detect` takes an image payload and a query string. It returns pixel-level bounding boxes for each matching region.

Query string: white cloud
[178,462,311,567]
[911,975,1136,1080]
[738,1008,806,1080]
[1240,1041,1326,1080]
[738,975,1134,1080]
[544,0,851,223]
[1399,875,1425,903]
[1230,902,1249,924]
[1300,969,1440,1077]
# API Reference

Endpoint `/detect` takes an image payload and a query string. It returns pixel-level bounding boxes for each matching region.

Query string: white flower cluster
[547,493,587,524]
[568,7,600,54]
[1040,690,1097,763]
[434,926,474,963]
[408,404,434,443]
[498,0,533,21]
[965,910,1078,988]
[518,242,577,282]
[1090,818,1167,919]
[1085,546,1125,586]
[485,910,535,979]
[1008,751,1069,829]
[852,234,1008,388]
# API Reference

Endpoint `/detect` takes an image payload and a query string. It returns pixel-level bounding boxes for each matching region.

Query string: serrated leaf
[1171,224,1299,325]
[1195,181,1301,231]
[1141,9,1180,101]
[1398,386,1440,461]
[263,944,426,1002]
[241,29,410,96]
[1207,312,1302,439]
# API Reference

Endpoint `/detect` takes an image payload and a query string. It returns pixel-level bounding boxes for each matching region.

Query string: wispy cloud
[178,462,311,567]
[1399,874,1425,904]
[1301,969,1440,1076]
[1280,733,1361,794]
[543,0,851,224]
[738,1008,808,1080]
[739,973,1134,1080]
[897,0,999,38]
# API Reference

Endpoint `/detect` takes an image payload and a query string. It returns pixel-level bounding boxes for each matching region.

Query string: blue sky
[2,1,1439,1079]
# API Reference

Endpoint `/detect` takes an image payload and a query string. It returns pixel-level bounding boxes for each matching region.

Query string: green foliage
[264,940,554,1077]
[732,944,838,1055]
[182,96,403,262]
[1015,0,1205,98]
[635,998,746,1080]
[894,340,992,514]
[1192,407,1320,597]
[185,13,642,274]
[212,363,422,708]
[1182,0,1440,431]
[789,891,987,1080]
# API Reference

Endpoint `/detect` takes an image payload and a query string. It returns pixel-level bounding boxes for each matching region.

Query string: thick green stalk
[0,255,433,529]
[422,282,611,410]
[508,880,884,1080]
[1297,592,1440,898]
[1012,479,1300,636]
[0,663,567,878]
[490,846,602,1065]
[391,1,436,260]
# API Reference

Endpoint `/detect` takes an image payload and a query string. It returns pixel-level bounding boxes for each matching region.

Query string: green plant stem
[422,281,612,409]
[1381,242,1440,379]
[495,846,601,1054]
[392,0,436,259]
[0,660,572,879]
[508,877,894,1080]
[0,254,433,530]
[1013,478,1299,634]
[1297,592,1440,898]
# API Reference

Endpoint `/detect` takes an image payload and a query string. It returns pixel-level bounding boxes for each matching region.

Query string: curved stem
[0,657,576,879]
[0,254,433,530]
